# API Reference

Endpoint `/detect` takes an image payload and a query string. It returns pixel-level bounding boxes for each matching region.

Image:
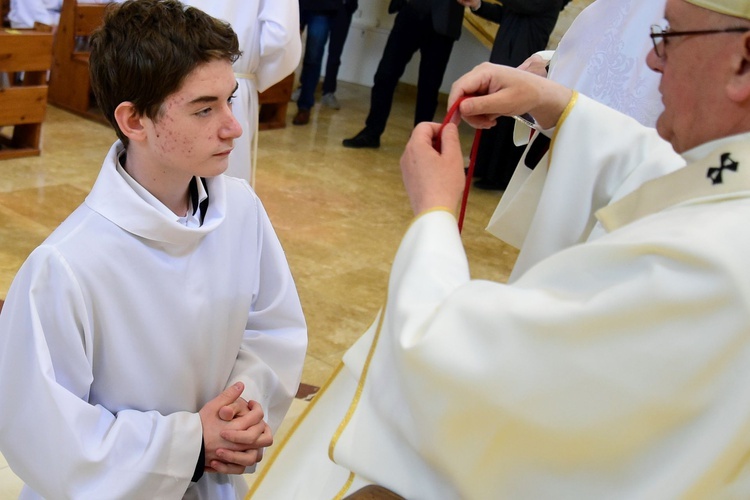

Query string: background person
[292,0,342,125]
[341,0,464,149]
[320,0,358,109]
[184,0,301,185]
[456,0,565,191]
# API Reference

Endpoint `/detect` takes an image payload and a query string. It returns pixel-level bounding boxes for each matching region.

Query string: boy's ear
[114,102,147,142]
[727,32,750,103]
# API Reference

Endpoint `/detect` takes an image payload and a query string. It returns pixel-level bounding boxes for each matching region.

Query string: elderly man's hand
[518,53,549,78]
[401,122,466,216]
[448,62,573,130]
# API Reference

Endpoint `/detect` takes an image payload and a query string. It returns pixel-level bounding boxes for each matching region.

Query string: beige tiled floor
[0,454,23,499]
[0,81,518,496]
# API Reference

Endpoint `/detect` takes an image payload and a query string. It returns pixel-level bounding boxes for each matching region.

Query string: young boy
[0,1,307,498]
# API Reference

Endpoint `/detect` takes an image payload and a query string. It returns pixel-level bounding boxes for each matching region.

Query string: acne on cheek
[156,129,194,155]
[180,135,194,154]
[154,112,179,153]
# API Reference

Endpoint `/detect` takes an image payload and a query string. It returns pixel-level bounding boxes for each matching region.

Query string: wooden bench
[258,73,294,130]
[48,0,290,130]
[343,485,405,499]
[0,26,54,160]
[48,0,110,124]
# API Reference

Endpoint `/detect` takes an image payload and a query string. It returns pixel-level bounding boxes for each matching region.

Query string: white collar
[597,135,750,231]
[115,148,209,228]
[85,141,226,246]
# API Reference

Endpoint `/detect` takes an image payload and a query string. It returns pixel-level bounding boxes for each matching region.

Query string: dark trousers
[298,11,334,111]
[364,4,455,136]
[322,5,355,95]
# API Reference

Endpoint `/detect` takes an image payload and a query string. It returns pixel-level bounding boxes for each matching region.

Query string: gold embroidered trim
[233,72,257,82]
[411,207,456,227]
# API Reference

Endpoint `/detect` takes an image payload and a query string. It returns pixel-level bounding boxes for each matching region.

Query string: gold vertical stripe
[246,302,388,499]
[328,306,386,460]
[326,304,388,495]
[548,91,579,167]
[245,363,345,499]
[332,472,357,500]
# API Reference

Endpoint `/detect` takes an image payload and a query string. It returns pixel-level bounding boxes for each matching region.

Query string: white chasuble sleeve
[182,0,300,90]
[338,209,750,498]
[181,0,301,183]
[255,0,301,92]
[0,246,201,498]
[488,95,685,279]
[230,197,307,433]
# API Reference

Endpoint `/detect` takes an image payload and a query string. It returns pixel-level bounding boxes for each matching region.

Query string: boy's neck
[122,147,192,217]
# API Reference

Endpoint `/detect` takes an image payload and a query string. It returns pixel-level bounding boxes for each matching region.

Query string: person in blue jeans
[320,0,358,110]
[293,0,342,125]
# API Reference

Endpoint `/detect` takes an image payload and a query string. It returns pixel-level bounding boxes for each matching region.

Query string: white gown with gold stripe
[250,95,750,499]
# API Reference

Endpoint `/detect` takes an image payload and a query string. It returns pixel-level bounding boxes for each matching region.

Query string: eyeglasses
[650,24,750,58]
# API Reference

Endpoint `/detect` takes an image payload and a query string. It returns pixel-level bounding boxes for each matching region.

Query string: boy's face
[141,59,242,178]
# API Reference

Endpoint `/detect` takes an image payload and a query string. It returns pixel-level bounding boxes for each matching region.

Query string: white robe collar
[84,141,227,246]
[597,133,750,232]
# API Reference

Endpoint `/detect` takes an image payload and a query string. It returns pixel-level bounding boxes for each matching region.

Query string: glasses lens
[651,25,664,57]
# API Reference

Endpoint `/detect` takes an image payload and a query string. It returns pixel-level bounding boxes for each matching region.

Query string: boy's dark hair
[89,0,242,146]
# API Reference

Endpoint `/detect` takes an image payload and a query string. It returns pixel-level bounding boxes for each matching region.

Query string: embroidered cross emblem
[707,152,739,185]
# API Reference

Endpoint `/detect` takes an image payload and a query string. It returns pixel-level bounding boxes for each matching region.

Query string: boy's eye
[228,94,237,106]
[195,108,211,117]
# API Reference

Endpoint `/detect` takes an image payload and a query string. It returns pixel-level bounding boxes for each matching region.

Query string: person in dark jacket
[459,0,565,190]
[342,0,464,148]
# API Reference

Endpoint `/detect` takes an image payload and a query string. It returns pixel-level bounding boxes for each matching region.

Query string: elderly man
[250,0,750,498]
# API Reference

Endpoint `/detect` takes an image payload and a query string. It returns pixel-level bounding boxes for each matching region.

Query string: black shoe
[292,108,310,125]
[342,129,380,149]
[473,179,506,191]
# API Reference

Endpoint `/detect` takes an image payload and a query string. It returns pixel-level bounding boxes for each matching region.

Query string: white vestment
[0,142,307,499]
[8,0,61,27]
[548,0,666,127]
[249,95,750,499]
[8,0,126,28]
[182,0,301,185]
[490,0,670,277]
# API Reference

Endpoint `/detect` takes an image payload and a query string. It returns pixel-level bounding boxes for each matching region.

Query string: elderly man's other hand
[448,62,573,131]
[401,122,466,216]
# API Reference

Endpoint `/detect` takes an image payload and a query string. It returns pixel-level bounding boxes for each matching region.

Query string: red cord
[433,97,465,152]
[458,129,482,233]
[433,96,482,234]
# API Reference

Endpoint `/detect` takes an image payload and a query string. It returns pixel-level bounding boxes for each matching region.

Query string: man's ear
[727,32,750,103]
[114,102,147,142]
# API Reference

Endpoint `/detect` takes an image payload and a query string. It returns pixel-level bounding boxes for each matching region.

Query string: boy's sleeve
[228,197,308,433]
[0,246,202,498]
